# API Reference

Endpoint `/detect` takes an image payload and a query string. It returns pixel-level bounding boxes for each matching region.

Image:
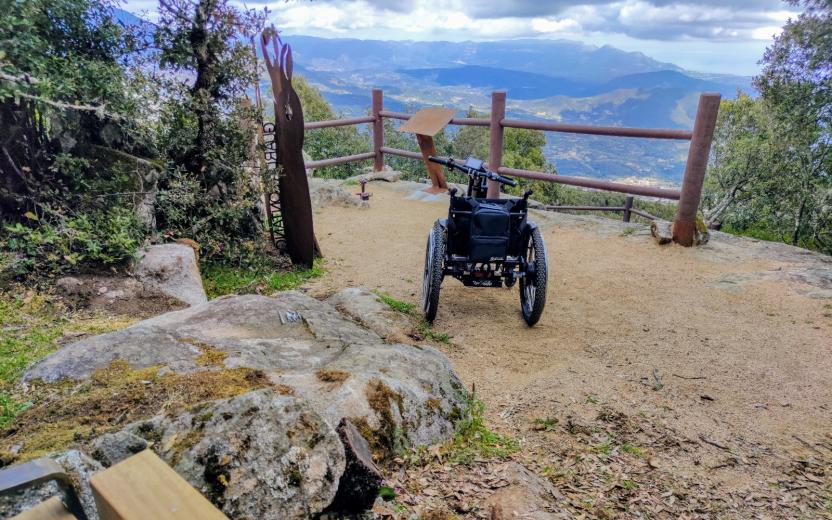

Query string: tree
[0,0,152,219]
[703,0,831,252]
[153,0,269,262]
[702,93,774,229]
[754,0,830,249]
[294,76,370,179]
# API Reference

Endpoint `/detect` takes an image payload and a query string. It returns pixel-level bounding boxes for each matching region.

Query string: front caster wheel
[421,223,445,322]
[519,227,548,326]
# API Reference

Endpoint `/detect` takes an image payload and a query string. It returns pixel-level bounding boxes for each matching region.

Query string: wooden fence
[304,88,720,246]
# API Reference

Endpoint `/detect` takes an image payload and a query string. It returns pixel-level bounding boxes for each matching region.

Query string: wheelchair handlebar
[428,156,517,187]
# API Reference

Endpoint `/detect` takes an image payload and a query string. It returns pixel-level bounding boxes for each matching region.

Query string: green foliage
[295,76,372,179]
[704,1,831,254]
[620,443,646,458]
[2,206,145,277]
[201,259,325,299]
[372,290,416,315]
[416,320,451,344]
[533,417,559,431]
[445,394,520,464]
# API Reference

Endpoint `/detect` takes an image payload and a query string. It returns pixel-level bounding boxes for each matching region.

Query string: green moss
[179,337,228,367]
[351,379,407,461]
[201,259,325,299]
[2,361,272,463]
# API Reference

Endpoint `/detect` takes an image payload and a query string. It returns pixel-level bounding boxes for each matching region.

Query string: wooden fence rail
[302,87,720,246]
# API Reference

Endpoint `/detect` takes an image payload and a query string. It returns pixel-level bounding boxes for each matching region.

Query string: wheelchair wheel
[520,227,547,326]
[421,222,445,322]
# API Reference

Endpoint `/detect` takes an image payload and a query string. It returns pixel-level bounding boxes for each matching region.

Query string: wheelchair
[421,156,548,326]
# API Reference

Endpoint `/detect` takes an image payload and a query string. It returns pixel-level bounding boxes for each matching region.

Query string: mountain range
[284,36,752,184]
[114,9,753,185]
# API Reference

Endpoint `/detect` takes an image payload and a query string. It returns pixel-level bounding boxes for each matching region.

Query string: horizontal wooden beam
[542,205,627,212]
[305,151,375,168]
[379,146,422,160]
[304,116,375,130]
[497,166,682,200]
[500,119,692,140]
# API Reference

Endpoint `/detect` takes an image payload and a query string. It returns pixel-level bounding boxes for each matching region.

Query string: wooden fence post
[487,91,506,199]
[623,196,633,222]
[372,88,384,172]
[673,93,721,246]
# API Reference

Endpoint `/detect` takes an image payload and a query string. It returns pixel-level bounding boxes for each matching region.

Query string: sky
[122,0,801,76]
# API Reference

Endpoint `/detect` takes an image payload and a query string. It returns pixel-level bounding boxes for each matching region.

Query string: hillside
[281,34,752,183]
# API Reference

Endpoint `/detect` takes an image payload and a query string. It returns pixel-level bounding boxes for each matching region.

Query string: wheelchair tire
[421,222,445,322]
[520,227,547,326]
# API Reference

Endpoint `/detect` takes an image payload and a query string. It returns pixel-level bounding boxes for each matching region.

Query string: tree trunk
[791,197,806,246]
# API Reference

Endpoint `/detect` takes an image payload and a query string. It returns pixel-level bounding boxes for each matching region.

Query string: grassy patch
[416,320,451,344]
[442,394,520,464]
[0,290,136,428]
[620,443,646,459]
[532,417,559,431]
[201,259,324,299]
[372,290,416,315]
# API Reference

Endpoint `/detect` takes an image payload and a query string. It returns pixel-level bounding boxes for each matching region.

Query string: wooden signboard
[399,107,456,193]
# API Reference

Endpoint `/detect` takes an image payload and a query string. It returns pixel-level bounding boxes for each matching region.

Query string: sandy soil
[307,181,832,518]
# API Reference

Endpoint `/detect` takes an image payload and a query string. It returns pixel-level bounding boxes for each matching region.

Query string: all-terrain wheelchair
[421,156,548,326]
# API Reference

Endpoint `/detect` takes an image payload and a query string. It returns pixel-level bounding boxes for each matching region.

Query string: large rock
[125,389,345,519]
[26,291,465,458]
[309,178,369,210]
[327,287,413,342]
[132,243,208,306]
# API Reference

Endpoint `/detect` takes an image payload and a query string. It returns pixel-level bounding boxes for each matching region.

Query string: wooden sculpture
[260,27,320,267]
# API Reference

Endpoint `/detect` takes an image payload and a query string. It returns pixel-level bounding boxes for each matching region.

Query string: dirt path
[307,181,832,518]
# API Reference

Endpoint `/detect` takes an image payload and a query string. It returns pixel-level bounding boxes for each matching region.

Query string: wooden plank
[90,450,227,520]
[11,496,76,520]
[399,107,455,136]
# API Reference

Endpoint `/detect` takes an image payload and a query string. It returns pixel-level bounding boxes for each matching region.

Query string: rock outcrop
[22,290,466,517]
[309,178,369,210]
[126,390,345,519]
[327,287,413,342]
[132,243,208,306]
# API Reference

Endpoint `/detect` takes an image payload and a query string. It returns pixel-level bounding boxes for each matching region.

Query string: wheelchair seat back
[447,197,527,261]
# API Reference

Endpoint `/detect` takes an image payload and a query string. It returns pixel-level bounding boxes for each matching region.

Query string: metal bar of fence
[501,119,693,140]
[380,146,423,160]
[496,166,682,200]
[304,116,375,130]
[305,151,375,169]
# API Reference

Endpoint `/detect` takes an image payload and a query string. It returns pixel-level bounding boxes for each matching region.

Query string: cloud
[262,0,796,42]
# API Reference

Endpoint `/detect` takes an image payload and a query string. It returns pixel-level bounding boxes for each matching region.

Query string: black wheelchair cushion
[469,200,510,261]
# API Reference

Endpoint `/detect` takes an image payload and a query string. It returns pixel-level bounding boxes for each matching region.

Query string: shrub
[2,207,145,278]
